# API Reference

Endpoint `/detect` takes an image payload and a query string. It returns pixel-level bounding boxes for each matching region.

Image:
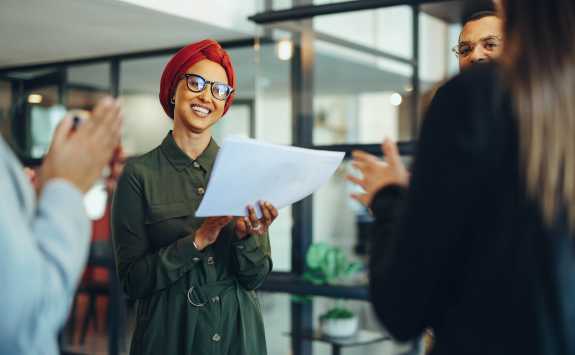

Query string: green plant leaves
[304,243,363,285]
[319,307,355,320]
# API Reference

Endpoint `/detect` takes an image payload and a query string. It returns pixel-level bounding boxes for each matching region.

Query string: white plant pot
[320,315,358,338]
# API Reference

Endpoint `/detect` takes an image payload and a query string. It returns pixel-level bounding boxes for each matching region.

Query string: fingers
[351,150,379,163]
[267,202,278,221]
[235,217,247,230]
[244,205,267,235]
[350,192,369,207]
[351,160,366,171]
[51,116,74,149]
[91,96,114,122]
[79,97,122,148]
[91,98,122,146]
[345,174,364,188]
[382,139,402,167]
[260,201,272,225]
[234,217,248,238]
[247,205,259,226]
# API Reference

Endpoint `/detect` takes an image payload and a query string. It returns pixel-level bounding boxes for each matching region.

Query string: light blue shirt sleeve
[0,170,90,355]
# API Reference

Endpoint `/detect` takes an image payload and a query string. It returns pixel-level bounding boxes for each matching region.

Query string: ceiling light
[277,39,293,61]
[390,93,402,106]
[28,94,43,104]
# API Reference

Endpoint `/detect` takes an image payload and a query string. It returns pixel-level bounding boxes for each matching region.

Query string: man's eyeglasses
[181,73,234,101]
[452,36,503,58]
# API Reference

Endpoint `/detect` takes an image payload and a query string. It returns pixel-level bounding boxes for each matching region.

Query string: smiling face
[458,15,503,70]
[172,59,229,135]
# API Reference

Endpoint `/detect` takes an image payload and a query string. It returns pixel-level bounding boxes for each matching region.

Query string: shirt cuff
[40,178,89,238]
[370,185,407,221]
[233,234,260,252]
[176,233,209,260]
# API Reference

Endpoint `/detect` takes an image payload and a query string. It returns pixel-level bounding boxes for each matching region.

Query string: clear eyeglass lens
[213,84,229,100]
[187,76,205,92]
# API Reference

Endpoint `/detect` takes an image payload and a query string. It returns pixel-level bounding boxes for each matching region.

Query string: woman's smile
[190,103,212,118]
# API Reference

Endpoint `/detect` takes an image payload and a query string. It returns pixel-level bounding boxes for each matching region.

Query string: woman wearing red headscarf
[112,39,278,355]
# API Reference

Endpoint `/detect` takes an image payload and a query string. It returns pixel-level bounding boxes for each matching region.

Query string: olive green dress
[112,131,272,355]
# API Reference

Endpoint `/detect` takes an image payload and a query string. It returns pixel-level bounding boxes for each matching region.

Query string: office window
[313,39,412,145]
[119,55,173,156]
[310,7,415,145]
[66,63,111,110]
[260,293,292,354]
[253,41,294,271]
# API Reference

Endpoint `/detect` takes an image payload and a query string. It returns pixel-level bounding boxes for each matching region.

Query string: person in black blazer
[347,0,575,354]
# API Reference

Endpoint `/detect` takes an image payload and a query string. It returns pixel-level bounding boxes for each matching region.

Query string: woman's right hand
[194,216,233,251]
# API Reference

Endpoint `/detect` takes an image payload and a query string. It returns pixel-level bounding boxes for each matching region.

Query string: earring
[170,97,175,104]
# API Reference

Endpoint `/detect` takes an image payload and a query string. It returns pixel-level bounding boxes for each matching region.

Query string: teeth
[192,105,210,114]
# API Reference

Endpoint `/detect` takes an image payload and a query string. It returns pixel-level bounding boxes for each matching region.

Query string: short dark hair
[463,10,497,26]
[461,0,497,26]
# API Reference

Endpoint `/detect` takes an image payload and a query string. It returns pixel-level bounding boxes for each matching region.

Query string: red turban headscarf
[159,39,236,119]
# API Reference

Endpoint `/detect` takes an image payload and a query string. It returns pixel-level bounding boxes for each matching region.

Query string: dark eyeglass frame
[181,73,234,101]
[451,35,503,58]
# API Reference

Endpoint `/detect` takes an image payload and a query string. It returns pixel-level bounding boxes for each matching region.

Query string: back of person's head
[501,0,575,230]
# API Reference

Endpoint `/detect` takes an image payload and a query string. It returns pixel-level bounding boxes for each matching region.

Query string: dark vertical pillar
[411,4,421,138]
[290,1,315,354]
[110,58,120,98]
[108,57,124,355]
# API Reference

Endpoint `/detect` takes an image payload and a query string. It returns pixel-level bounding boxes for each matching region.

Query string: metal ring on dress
[187,287,206,307]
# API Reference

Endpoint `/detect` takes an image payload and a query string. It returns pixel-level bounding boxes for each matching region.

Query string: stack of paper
[195,137,344,218]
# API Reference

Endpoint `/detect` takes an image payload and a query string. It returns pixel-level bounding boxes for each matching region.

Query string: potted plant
[302,243,363,338]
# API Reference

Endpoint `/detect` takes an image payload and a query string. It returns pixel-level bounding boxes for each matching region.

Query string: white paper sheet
[195,137,344,218]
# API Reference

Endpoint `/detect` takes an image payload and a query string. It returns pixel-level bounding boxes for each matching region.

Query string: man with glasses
[453,1,503,70]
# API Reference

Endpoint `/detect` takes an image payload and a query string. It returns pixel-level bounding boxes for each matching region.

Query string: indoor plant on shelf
[302,243,364,338]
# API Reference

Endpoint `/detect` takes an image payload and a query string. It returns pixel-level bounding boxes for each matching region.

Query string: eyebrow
[480,35,501,41]
[459,34,501,45]
[185,73,228,85]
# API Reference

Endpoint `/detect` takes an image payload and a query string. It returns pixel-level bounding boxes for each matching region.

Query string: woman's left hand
[235,201,278,239]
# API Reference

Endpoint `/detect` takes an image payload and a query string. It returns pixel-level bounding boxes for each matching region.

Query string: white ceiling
[0,0,414,96]
[0,0,248,68]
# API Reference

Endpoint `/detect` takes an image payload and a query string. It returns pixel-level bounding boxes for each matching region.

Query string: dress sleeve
[232,232,272,291]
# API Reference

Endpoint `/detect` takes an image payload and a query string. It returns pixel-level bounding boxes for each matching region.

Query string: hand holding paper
[195,137,344,218]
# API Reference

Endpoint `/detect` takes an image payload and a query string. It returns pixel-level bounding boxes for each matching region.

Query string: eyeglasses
[452,36,503,58]
[181,73,234,101]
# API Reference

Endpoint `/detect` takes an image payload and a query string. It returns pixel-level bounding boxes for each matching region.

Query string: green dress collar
[160,131,219,173]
